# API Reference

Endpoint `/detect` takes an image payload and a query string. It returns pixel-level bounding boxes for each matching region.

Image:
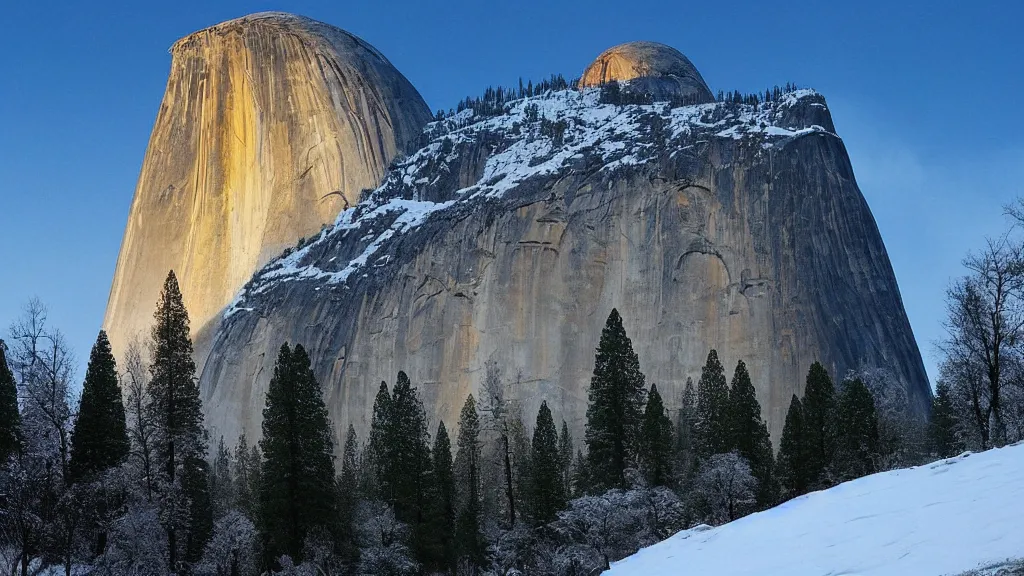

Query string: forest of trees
[4,194,1024,575]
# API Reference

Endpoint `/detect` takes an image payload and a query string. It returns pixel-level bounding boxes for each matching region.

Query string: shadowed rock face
[103,12,431,361]
[198,83,931,449]
[578,41,714,103]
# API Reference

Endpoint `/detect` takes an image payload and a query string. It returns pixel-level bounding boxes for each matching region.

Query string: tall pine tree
[387,372,433,563]
[695,350,730,459]
[726,360,777,508]
[802,362,836,488]
[584,309,647,491]
[428,422,456,573]
[930,381,959,458]
[674,377,698,485]
[336,424,360,568]
[367,380,392,501]
[557,421,574,499]
[148,271,211,569]
[258,343,337,565]
[530,401,566,524]
[454,395,486,568]
[69,331,129,482]
[833,378,880,481]
[777,394,809,498]
[0,340,21,463]
[639,384,674,487]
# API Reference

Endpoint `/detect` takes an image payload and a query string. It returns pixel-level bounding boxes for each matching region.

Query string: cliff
[198,81,931,447]
[103,12,432,361]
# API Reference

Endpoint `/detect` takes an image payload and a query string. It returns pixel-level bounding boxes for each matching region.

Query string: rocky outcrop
[103,12,431,362]
[198,79,931,448]
[578,41,714,103]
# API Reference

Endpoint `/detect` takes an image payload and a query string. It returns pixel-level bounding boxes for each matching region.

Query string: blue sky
[0,0,1021,387]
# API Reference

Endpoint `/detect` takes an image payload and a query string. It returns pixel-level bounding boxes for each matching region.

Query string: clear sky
[1,0,1021,388]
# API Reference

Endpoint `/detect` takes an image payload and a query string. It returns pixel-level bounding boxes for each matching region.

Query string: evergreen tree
[802,362,837,488]
[69,331,129,482]
[184,456,213,562]
[0,340,21,463]
[233,433,258,520]
[584,309,647,491]
[674,377,698,485]
[148,271,210,569]
[557,421,574,498]
[571,449,590,498]
[530,401,565,524]
[258,343,337,564]
[337,424,360,568]
[454,395,486,568]
[428,422,456,573]
[726,360,776,507]
[695,350,730,459]
[209,436,234,519]
[366,381,392,502]
[639,384,674,487]
[386,372,433,563]
[834,379,880,481]
[930,381,959,458]
[777,395,809,497]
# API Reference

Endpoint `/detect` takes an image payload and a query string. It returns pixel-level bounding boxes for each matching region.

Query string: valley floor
[606,443,1024,576]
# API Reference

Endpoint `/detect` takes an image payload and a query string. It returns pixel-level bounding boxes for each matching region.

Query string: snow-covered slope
[607,444,1024,576]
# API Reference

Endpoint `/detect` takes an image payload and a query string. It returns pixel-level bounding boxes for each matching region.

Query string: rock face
[103,12,431,362]
[578,41,714,103]
[199,69,931,449]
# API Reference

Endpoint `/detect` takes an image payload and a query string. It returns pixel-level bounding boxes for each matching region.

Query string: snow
[606,443,1024,576]
[224,87,830,318]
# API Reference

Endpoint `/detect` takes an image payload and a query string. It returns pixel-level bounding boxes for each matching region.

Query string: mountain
[606,443,1024,576]
[196,40,931,447]
[103,12,431,362]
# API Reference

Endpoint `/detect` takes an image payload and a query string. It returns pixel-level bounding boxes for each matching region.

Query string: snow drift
[607,443,1024,575]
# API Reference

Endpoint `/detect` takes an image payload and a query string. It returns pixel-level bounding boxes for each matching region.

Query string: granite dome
[579,41,714,103]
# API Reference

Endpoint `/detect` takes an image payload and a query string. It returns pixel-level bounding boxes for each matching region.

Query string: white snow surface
[607,443,1024,576]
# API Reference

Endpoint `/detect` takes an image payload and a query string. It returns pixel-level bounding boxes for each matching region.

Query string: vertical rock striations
[103,12,431,361]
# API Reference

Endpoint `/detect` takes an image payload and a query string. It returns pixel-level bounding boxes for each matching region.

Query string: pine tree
[428,422,456,573]
[639,384,674,487]
[529,401,565,524]
[695,350,730,459]
[69,331,129,482]
[454,395,486,568]
[0,340,21,463]
[571,449,590,498]
[233,433,258,520]
[258,343,337,564]
[337,424,360,568]
[557,421,574,498]
[930,381,959,458]
[386,371,433,563]
[834,378,880,481]
[674,377,698,485]
[210,436,234,519]
[148,271,210,569]
[802,362,836,488]
[777,395,808,497]
[584,309,647,491]
[726,360,776,507]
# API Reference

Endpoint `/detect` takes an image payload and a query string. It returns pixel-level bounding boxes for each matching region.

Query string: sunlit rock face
[103,12,431,362]
[579,41,714,103]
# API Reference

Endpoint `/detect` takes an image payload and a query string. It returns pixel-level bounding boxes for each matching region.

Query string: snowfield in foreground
[607,443,1024,576]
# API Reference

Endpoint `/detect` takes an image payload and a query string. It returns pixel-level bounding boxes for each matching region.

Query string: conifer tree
[834,378,880,481]
[726,360,776,507]
[930,381,959,458]
[337,424,361,567]
[639,384,674,487]
[386,371,433,562]
[557,421,574,498]
[209,436,234,519]
[258,343,337,564]
[571,450,590,498]
[530,401,565,524]
[367,381,392,501]
[454,395,486,568]
[802,362,837,488]
[695,350,730,459]
[585,309,647,491]
[777,395,808,497]
[428,422,456,573]
[0,340,21,463]
[233,433,258,520]
[69,331,130,482]
[148,271,210,569]
[674,377,698,484]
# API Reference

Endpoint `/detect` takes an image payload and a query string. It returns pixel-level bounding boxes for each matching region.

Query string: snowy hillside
[607,444,1024,576]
